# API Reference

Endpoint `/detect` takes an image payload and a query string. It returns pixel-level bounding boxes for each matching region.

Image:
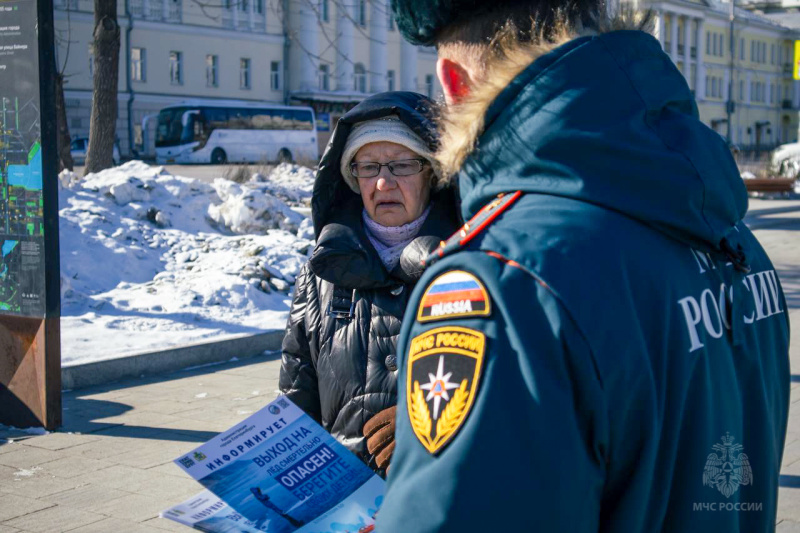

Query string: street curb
[61,331,284,390]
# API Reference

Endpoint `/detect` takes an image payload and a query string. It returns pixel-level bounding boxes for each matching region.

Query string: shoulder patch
[417,270,491,322]
[406,326,486,454]
[424,190,522,267]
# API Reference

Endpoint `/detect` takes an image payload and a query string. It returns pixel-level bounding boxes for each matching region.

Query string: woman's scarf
[362,205,432,271]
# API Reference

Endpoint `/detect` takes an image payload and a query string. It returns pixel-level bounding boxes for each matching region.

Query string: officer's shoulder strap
[423,191,522,268]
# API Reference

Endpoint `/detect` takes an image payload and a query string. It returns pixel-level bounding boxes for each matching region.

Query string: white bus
[154,102,318,164]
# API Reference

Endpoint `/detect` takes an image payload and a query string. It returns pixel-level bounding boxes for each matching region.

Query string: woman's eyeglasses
[350,159,426,179]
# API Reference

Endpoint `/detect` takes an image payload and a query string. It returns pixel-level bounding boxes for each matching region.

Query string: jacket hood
[309,91,461,289]
[312,91,441,237]
[439,29,747,254]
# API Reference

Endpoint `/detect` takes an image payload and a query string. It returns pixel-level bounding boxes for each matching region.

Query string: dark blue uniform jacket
[377,31,790,533]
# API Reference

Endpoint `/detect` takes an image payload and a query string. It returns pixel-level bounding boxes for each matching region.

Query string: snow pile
[208,178,305,234]
[59,161,315,365]
[252,163,316,206]
[779,157,800,180]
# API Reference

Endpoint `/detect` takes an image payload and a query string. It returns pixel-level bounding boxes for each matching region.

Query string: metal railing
[128,0,181,22]
[167,0,181,21]
[130,0,145,17]
[53,0,79,9]
[222,10,265,31]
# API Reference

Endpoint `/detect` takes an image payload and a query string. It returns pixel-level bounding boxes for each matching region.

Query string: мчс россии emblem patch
[406,326,486,454]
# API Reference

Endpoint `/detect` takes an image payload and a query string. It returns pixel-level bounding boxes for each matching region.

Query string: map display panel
[0,0,45,316]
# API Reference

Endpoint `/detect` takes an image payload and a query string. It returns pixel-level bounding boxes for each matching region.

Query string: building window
[425,74,434,98]
[255,0,263,14]
[354,63,366,92]
[240,58,251,89]
[706,32,710,55]
[320,0,329,22]
[771,44,775,64]
[739,80,744,101]
[133,124,143,151]
[319,64,330,91]
[387,9,394,31]
[387,69,395,91]
[358,0,366,26]
[131,47,146,81]
[270,61,281,90]
[740,38,744,60]
[237,0,247,12]
[206,55,218,87]
[169,51,183,85]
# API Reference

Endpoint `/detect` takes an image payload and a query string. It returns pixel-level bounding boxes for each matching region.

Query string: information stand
[0,0,61,429]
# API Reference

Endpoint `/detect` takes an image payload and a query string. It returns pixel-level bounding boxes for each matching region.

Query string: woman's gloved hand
[363,406,397,471]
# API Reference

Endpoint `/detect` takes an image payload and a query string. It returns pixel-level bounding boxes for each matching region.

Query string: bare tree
[54,5,76,171]
[55,73,74,172]
[84,0,120,175]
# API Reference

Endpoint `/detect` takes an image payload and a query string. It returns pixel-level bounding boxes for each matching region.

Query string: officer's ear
[436,57,472,105]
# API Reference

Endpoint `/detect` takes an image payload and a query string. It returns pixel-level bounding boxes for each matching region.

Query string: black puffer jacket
[279,92,460,468]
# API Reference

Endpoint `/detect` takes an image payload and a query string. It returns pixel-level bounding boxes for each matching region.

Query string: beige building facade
[54,0,440,158]
[637,0,800,152]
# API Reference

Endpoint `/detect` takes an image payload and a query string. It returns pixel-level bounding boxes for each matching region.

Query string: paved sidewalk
[746,200,800,531]
[0,197,798,532]
[0,354,283,532]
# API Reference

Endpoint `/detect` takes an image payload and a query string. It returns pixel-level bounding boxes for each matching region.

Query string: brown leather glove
[363,406,397,471]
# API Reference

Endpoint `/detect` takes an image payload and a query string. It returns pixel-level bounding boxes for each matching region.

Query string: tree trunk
[84,0,120,175]
[55,73,74,172]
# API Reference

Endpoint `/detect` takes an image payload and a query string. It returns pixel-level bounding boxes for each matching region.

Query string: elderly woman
[279,92,459,473]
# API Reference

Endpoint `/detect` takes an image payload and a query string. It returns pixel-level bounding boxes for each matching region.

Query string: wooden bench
[743,178,795,194]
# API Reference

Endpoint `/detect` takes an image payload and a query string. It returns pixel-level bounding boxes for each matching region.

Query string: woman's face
[353,141,432,227]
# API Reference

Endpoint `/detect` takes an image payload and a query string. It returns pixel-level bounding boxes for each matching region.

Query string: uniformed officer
[376,2,791,532]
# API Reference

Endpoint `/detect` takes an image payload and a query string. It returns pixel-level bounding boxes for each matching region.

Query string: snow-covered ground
[59,162,317,366]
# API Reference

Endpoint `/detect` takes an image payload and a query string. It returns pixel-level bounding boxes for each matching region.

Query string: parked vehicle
[154,102,318,164]
[70,137,121,166]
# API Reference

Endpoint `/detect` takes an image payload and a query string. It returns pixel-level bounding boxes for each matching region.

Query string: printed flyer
[161,397,384,532]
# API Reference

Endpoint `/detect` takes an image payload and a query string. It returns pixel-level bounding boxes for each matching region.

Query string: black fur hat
[391,0,535,46]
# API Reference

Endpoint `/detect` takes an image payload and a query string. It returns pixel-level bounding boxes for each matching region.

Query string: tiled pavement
[750,200,800,531]
[0,355,283,532]
[0,198,799,532]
